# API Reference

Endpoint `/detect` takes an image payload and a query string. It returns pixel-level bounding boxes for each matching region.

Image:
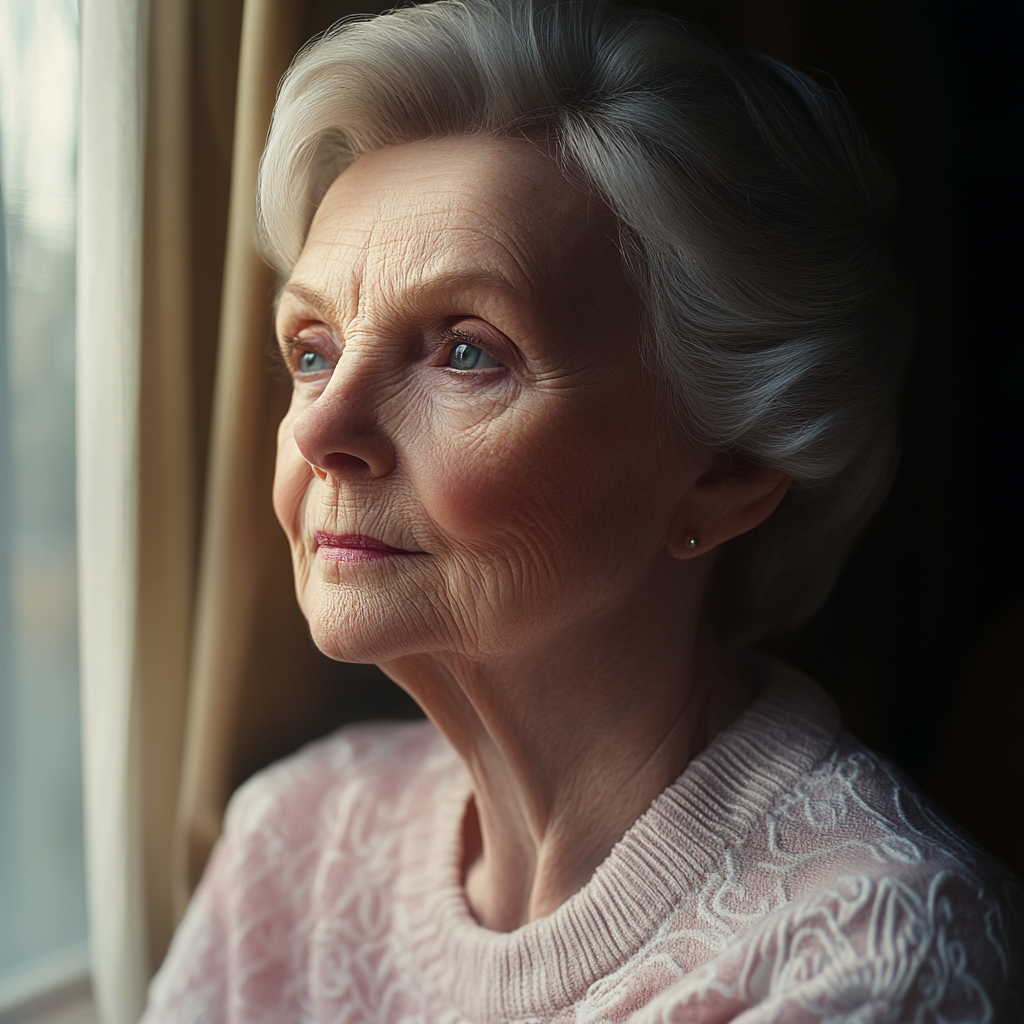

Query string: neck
[379,560,754,932]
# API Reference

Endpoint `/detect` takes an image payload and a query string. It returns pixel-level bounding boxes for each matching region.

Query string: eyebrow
[278,282,345,322]
[278,268,521,327]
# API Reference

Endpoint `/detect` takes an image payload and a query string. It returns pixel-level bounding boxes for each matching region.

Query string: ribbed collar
[394,659,841,1022]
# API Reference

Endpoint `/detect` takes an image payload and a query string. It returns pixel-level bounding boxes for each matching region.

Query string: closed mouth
[314,531,417,563]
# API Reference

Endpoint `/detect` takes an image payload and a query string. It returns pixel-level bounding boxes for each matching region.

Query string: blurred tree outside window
[0,0,88,1013]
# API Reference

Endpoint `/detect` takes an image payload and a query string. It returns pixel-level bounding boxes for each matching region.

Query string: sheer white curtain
[77,0,149,1019]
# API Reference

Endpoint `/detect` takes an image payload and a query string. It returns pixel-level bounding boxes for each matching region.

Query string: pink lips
[314,531,415,564]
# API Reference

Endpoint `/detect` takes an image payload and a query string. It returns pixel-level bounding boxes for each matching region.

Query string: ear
[667,465,791,560]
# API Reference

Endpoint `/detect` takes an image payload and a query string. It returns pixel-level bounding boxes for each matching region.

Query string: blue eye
[447,341,501,370]
[298,349,330,374]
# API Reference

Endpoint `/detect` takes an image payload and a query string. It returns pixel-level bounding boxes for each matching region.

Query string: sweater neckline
[395,659,841,1022]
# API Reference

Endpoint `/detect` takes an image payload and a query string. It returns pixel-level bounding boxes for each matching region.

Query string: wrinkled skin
[273,136,789,930]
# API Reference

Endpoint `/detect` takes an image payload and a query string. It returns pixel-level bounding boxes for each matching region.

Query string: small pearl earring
[684,536,699,551]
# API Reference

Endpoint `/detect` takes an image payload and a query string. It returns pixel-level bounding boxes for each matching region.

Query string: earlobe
[666,532,701,559]
[667,525,702,560]
[667,467,791,560]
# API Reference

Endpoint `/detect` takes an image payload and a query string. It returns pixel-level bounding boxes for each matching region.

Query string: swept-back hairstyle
[258,0,914,647]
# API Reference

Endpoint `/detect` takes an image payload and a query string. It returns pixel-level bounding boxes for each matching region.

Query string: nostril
[321,451,372,478]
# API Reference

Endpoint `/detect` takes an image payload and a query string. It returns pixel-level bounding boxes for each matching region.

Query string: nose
[291,361,397,480]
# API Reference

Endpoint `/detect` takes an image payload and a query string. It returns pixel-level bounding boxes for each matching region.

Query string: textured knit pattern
[143,663,1024,1023]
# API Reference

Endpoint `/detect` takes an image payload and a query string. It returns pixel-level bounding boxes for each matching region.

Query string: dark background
[633,0,1024,873]
[664,0,1024,873]
[190,0,1024,876]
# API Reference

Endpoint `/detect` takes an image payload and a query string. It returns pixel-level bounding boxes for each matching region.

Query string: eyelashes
[279,334,337,378]
[279,325,506,380]
[439,326,505,371]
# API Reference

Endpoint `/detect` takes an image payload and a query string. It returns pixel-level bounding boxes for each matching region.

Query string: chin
[301,583,438,665]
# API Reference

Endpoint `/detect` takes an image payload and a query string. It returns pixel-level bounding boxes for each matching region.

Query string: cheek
[419,404,645,562]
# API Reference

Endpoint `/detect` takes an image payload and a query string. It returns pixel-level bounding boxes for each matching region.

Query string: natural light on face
[0,0,86,1008]
[272,137,699,667]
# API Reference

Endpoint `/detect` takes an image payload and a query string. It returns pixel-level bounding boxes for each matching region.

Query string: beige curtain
[137,0,201,984]
[80,0,250,1016]
[136,0,247,984]
[80,0,237,1016]
[171,0,309,923]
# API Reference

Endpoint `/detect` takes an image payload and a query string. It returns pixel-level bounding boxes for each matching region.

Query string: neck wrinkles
[382,568,756,931]
[393,659,841,1022]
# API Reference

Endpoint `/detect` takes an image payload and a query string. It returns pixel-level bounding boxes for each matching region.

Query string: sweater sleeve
[139,833,233,1024]
[138,737,342,1024]
[136,721,434,1024]
[628,868,1024,1024]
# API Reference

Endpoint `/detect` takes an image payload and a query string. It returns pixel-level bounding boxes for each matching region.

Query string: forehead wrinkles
[358,186,549,297]
[294,139,623,332]
[302,233,364,325]
[305,208,537,331]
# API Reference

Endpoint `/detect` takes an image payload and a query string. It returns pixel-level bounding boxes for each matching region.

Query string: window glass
[0,0,87,1008]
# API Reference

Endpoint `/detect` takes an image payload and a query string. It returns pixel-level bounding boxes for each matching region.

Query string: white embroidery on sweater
[144,713,1023,1024]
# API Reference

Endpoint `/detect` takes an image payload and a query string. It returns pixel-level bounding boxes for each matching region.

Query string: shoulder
[732,657,1008,884]
[764,699,1012,900]
[767,665,1023,975]
[657,660,1024,1021]
[143,719,454,1024]
[210,716,455,927]
[637,868,1023,1023]
[642,856,1024,1023]
[781,735,1022,1007]
[222,717,449,847]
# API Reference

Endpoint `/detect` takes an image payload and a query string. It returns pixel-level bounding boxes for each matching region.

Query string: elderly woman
[144,1,1022,1020]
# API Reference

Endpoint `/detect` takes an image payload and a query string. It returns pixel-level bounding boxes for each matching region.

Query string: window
[0,0,91,1017]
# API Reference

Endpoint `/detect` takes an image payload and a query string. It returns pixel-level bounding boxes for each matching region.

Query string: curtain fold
[173,0,307,918]
[77,0,150,1020]
[80,0,241,1013]
[137,0,195,976]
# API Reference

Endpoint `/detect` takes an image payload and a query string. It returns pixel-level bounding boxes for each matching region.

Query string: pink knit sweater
[144,662,1022,1022]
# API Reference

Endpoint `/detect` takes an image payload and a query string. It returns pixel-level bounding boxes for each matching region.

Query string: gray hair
[258,0,914,648]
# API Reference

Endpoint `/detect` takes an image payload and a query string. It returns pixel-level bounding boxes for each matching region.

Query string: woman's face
[273,136,701,663]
